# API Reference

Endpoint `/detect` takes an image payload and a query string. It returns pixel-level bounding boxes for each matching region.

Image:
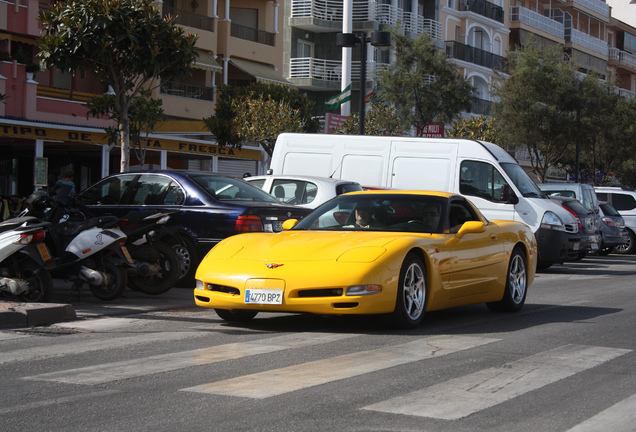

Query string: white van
[269,133,581,268]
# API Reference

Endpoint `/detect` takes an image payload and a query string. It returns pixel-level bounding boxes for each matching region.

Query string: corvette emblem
[266,263,284,269]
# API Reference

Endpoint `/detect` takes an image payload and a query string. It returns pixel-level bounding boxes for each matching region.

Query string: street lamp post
[336,31,391,135]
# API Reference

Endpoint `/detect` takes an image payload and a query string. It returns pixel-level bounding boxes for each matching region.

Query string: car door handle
[490,234,498,241]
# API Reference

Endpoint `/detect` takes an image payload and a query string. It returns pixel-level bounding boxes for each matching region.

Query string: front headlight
[540,211,565,231]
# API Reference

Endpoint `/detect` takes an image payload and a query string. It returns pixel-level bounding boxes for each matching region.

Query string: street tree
[492,37,580,183]
[376,30,474,135]
[86,90,166,168]
[447,115,502,143]
[333,102,402,135]
[38,0,197,172]
[204,83,320,156]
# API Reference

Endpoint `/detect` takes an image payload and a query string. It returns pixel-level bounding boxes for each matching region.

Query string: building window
[297,40,312,58]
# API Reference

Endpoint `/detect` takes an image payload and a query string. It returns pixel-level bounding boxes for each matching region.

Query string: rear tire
[488,246,527,312]
[129,243,180,295]
[170,236,199,288]
[89,259,127,301]
[214,309,258,322]
[18,258,53,302]
[613,229,635,254]
[387,253,427,329]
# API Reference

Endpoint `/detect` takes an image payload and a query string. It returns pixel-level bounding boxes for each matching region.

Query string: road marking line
[565,393,636,432]
[0,331,206,365]
[54,317,142,330]
[24,333,356,385]
[181,335,499,399]
[0,390,119,415]
[363,344,631,420]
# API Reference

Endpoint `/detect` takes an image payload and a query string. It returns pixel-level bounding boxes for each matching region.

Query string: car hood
[212,231,416,262]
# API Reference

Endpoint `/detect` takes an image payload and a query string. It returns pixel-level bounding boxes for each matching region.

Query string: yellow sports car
[194,191,537,328]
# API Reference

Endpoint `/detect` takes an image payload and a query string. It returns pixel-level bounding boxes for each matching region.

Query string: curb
[0,303,77,329]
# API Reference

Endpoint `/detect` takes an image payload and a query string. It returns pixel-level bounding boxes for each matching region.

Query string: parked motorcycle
[0,216,55,302]
[24,192,132,301]
[118,210,181,295]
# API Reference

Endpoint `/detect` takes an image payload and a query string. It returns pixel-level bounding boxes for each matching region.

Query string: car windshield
[500,163,544,198]
[600,203,620,217]
[189,175,280,203]
[293,194,448,233]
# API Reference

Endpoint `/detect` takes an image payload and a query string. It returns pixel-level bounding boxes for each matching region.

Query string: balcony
[445,41,505,71]
[609,48,636,70]
[509,6,564,40]
[290,0,375,22]
[230,23,275,46]
[162,6,215,32]
[568,0,610,17]
[612,86,636,99]
[402,12,443,41]
[289,57,388,85]
[468,98,493,115]
[160,81,214,101]
[459,0,504,24]
[565,27,608,57]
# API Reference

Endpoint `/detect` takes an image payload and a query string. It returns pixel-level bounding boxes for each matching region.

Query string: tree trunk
[119,116,130,173]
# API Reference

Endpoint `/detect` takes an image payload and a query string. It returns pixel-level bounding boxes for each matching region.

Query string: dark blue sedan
[77,170,311,286]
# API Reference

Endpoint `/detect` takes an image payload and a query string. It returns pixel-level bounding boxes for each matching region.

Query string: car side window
[130,174,176,206]
[611,193,636,211]
[271,180,308,204]
[460,160,510,203]
[448,199,480,233]
[596,192,608,202]
[79,174,136,205]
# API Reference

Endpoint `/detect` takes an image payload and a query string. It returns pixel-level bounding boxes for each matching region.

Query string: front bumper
[535,227,580,264]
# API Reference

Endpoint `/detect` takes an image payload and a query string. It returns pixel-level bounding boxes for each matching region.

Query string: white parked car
[244,175,363,209]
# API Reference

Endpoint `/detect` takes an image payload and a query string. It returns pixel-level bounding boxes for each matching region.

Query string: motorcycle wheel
[89,258,127,301]
[18,258,54,302]
[129,243,180,295]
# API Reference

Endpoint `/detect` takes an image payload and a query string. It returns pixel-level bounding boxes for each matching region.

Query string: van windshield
[500,163,544,198]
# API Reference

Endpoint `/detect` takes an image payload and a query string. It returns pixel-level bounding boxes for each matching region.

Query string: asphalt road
[1,254,635,432]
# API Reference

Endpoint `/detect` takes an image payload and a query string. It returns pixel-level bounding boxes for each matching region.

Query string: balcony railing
[162,6,215,32]
[289,57,388,81]
[402,12,443,41]
[570,0,610,17]
[230,23,275,46]
[445,41,506,71]
[291,0,376,21]
[611,86,636,99]
[609,48,636,69]
[510,6,564,39]
[565,28,608,57]
[160,81,214,101]
[459,0,504,23]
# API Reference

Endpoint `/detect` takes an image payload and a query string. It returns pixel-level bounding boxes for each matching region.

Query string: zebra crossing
[2,327,634,427]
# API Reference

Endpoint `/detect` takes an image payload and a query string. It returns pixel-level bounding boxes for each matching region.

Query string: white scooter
[22,192,134,301]
[0,216,55,302]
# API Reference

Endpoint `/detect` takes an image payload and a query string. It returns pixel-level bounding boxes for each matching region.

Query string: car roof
[342,190,456,198]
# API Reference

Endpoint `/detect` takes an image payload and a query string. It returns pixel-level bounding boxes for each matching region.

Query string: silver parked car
[244,175,363,209]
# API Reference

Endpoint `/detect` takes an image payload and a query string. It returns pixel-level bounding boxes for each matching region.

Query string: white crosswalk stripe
[181,335,500,399]
[24,333,356,385]
[564,393,636,432]
[0,331,207,365]
[363,344,631,420]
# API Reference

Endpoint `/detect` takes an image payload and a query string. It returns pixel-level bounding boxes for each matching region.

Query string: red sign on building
[417,122,444,138]
[325,113,349,133]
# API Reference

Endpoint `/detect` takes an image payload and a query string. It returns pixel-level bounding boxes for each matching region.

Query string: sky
[606,0,636,27]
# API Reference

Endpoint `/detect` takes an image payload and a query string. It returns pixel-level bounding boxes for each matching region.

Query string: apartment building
[0,0,286,196]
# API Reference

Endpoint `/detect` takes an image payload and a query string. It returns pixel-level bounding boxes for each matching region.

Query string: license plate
[37,243,52,262]
[573,242,580,251]
[591,242,599,250]
[121,246,134,263]
[244,288,283,304]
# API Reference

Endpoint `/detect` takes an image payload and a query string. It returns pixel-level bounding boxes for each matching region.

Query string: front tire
[89,259,127,301]
[214,309,258,322]
[170,236,199,288]
[488,246,527,312]
[387,253,427,329]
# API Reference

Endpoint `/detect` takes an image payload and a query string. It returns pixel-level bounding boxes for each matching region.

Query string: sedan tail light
[602,217,616,227]
[234,215,263,232]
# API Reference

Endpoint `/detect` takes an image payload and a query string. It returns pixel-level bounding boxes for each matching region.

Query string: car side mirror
[501,185,519,204]
[455,221,486,238]
[282,219,298,230]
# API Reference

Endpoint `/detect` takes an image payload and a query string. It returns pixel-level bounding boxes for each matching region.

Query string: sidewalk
[0,280,195,329]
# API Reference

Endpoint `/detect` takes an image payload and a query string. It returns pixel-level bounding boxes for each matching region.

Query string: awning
[193,51,222,72]
[230,58,296,88]
[0,32,38,46]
